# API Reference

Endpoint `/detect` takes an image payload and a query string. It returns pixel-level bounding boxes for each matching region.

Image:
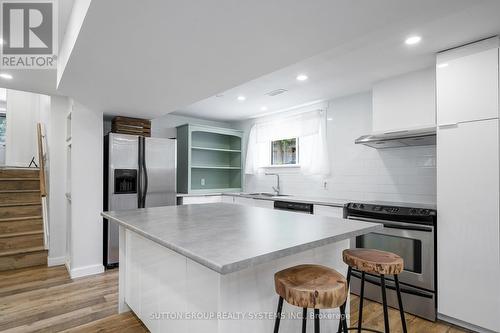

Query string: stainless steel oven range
[345,201,437,321]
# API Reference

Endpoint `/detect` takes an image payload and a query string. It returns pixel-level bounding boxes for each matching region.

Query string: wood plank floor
[349,295,471,333]
[0,265,471,333]
[0,265,148,332]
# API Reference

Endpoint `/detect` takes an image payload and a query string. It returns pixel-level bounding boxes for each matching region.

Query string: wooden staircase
[0,168,47,271]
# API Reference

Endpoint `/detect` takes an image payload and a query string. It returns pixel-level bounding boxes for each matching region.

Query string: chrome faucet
[265,173,280,196]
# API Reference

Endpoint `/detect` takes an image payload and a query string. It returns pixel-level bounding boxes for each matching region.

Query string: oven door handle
[348,216,433,232]
[384,224,433,232]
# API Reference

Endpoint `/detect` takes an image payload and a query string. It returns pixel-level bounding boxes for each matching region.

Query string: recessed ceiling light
[0,38,4,45]
[405,36,422,45]
[260,106,268,111]
[437,63,449,69]
[0,73,12,80]
[327,118,333,121]
[296,74,308,81]
[237,95,246,101]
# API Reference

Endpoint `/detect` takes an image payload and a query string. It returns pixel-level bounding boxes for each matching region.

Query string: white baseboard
[438,313,498,333]
[65,257,71,273]
[47,256,66,267]
[69,264,105,279]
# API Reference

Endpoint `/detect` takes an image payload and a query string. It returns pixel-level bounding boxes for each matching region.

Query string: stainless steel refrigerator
[103,133,176,268]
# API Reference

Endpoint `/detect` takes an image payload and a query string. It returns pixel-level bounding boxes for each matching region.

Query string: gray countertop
[176,192,349,207]
[102,203,382,274]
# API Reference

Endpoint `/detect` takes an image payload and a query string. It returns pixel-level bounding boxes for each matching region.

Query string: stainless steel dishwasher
[273,200,314,214]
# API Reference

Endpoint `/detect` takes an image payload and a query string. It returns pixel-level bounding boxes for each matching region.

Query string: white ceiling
[177,0,500,121]
[56,0,495,120]
[0,0,75,96]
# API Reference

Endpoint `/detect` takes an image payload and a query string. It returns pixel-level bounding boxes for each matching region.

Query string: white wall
[68,100,104,277]
[234,92,436,204]
[47,96,71,266]
[151,113,232,138]
[4,90,45,166]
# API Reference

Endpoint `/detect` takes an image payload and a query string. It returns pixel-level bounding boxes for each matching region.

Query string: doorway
[0,88,6,165]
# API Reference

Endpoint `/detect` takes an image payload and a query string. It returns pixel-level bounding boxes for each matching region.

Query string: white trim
[65,256,71,273]
[69,264,104,279]
[263,165,301,169]
[4,162,31,167]
[47,256,66,267]
[437,313,498,333]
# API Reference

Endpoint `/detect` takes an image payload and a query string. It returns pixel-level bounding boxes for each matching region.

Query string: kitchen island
[102,203,382,333]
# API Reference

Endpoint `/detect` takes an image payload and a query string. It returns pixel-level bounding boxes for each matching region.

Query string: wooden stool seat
[274,264,348,309]
[343,249,404,275]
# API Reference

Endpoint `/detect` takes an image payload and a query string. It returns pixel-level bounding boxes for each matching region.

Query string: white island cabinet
[436,37,500,332]
[102,204,381,333]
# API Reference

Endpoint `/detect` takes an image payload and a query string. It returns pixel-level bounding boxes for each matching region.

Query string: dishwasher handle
[274,201,314,214]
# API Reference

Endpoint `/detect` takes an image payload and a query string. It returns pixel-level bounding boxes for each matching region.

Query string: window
[0,114,5,144]
[271,138,298,166]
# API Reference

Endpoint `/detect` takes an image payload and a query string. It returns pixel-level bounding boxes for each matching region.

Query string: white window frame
[269,137,300,167]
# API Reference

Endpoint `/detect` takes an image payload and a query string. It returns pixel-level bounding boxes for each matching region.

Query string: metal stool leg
[273,297,284,333]
[337,267,352,333]
[357,271,365,332]
[394,275,408,333]
[302,308,307,333]
[380,275,390,333]
[314,309,320,333]
[340,304,349,332]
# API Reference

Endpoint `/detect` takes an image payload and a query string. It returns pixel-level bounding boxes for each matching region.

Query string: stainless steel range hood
[355,127,436,149]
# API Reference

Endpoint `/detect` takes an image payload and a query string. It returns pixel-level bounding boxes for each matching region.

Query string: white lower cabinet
[437,119,500,331]
[221,195,235,203]
[179,195,222,205]
[252,199,274,209]
[313,204,345,218]
[233,196,274,209]
[233,196,255,206]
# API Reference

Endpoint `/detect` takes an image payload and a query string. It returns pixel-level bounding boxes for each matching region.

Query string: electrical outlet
[201,178,205,186]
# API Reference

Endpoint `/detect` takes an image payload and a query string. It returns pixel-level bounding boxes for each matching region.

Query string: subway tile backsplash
[245,146,436,204]
[240,93,436,204]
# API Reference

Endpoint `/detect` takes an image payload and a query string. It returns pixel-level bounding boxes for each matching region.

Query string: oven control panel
[346,202,436,223]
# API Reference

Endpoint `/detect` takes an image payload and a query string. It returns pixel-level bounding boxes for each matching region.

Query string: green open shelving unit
[177,124,243,194]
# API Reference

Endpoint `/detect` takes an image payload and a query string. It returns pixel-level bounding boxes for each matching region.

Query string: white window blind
[245,109,330,175]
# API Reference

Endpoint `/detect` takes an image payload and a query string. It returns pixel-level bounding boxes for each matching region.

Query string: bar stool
[340,249,407,333]
[273,264,349,333]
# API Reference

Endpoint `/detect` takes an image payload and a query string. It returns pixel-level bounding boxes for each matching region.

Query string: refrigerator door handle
[138,136,146,208]
[143,146,148,206]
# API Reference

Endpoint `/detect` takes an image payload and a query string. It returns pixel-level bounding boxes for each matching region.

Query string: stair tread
[0,230,44,238]
[0,167,39,170]
[0,202,41,208]
[0,246,46,257]
[0,190,40,193]
[0,178,40,181]
[0,216,43,222]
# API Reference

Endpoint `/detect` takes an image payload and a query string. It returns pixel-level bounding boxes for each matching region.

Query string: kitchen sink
[244,192,291,198]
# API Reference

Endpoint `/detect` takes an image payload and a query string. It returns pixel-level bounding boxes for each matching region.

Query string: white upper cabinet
[372,68,436,132]
[437,38,499,125]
